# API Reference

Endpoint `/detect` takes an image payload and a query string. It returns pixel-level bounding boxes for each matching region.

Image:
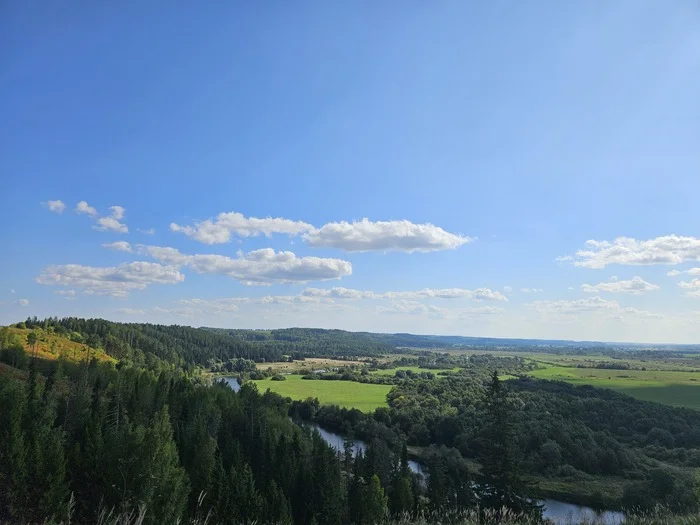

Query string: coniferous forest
[2,318,700,524]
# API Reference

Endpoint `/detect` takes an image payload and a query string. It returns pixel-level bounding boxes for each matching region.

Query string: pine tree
[0,379,27,519]
[478,370,541,518]
[139,406,190,524]
[27,330,38,358]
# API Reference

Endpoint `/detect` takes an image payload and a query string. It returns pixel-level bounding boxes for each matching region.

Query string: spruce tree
[363,474,388,524]
[479,370,541,518]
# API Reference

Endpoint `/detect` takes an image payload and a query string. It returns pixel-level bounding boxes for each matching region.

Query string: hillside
[1,326,115,365]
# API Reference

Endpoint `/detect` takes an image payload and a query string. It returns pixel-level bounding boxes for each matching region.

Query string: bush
[271,374,286,381]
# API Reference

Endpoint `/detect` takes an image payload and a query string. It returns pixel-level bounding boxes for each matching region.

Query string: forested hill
[10,319,699,374]
[206,327,395,356]
[9,319,396,371]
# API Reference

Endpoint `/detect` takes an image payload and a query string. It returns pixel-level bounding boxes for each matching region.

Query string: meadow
[252,374,392,411]
[528,364,700,409]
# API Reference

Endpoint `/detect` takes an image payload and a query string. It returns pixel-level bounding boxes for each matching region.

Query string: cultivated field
[252,374,391,411]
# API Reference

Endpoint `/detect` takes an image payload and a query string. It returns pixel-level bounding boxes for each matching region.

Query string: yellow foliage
[8,327,116,364]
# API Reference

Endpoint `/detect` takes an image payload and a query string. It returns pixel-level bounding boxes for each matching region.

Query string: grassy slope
[8,327,116,364]
[252,374,392,411]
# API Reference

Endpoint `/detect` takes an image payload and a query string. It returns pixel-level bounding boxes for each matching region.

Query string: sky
[2,2,700,343]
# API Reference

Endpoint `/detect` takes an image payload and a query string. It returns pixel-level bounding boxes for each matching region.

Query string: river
[221,377,624,524]
[220,376,241,392]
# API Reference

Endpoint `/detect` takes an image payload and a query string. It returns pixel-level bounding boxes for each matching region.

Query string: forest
[3,318,700,523]
[0,326,541,524]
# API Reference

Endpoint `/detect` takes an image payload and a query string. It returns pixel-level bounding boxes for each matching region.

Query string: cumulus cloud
[18,299,29,307]
[75,201,98,217]
[581,276,659,294]
[520,288,544,293]
[55,290,77,300]
[560,235,700,269]
[109,206,125,220]
[36,261,185,297]
[668,268,700,278]
[300,286,507,301]
[103,241,133,252]
[137,228,156,235]
[170,211,313,244]
[45,200,66,213]
[138,245,352,285]
[304,218,473,253]
[679,279,700,298]
[94,215,128,233]
[75,201,129,232]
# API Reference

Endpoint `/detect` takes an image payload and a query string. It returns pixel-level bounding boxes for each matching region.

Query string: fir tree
[478,370,541,518]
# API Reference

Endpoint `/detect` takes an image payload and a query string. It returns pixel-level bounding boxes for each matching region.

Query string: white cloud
[137,228,156,235]
[378,300,446,316]
[55,290,77,300]
[304,218,473,253]
[75,200,98,217]
[103,241,133,252]
[18,299,29,307]
[520,288,544,293]
[45,200,66,213]
[302,287,377,299]
[36,261,185,297]
[109,206,125,220]
[178,297,250,312]
[300,286,507,301]
[170,211,313,244]
[138,245,352,285]
[75,201,129,232]
[94,216,128,233]
[679,279,700,298]
[503,286,513,293]
[117,308,146,315]
[561,235,700,269]
[528,296,621,315]
[581,276,659,295]
[386,288,508,301]
[460,306,505,316]
[527,297,663,320]
[617,307,664,319]
[668,268,700,278]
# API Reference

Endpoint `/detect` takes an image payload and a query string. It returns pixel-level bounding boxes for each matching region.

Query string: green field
[528,365,700,409]
[252,375,391,412]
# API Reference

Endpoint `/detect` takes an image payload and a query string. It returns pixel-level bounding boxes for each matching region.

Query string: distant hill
[6,318,698,374]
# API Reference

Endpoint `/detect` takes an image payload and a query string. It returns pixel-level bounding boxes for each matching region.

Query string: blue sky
[2,2,699,343]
